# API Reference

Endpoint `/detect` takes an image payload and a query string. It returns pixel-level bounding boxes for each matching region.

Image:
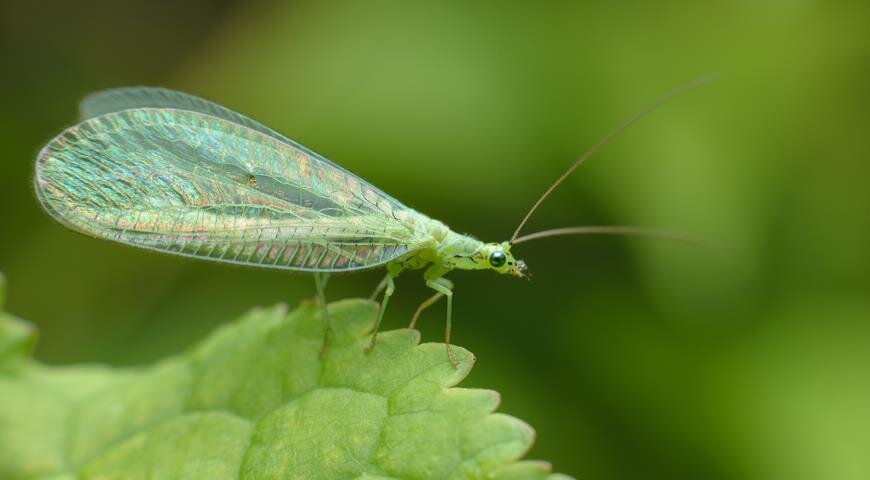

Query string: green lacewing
[35,77,713,366]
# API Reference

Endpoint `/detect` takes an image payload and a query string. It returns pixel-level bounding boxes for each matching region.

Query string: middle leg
[365,272,397,353]
[368,275,388,301]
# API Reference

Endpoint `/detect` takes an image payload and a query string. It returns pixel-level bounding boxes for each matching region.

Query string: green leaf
[0,277,572,479]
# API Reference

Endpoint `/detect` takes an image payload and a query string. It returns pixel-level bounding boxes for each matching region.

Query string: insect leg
[424,277,457,368]
[365,272,397,353]
[369,275,388,300]
[313,272,331,357]
[409,278,454,328]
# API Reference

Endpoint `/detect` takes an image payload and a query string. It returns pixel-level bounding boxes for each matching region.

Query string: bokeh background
[2,1,869,478]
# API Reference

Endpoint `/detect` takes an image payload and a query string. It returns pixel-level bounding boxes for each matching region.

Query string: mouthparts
[515,260,530,279]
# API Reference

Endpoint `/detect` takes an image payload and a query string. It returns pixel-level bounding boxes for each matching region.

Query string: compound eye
[489,251,507,268]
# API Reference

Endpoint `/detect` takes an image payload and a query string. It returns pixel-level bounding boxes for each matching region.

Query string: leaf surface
[0,277,571,479]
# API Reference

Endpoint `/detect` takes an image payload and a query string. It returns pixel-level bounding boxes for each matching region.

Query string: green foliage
[0,278,571,479]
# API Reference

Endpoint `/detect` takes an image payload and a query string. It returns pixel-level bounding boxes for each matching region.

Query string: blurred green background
[2,1,869,478]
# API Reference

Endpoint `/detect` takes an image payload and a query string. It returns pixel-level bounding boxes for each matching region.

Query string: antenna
[510,73,716,243]
[511,225,728,252]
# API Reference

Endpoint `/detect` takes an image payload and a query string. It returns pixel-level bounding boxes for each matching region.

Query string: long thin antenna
[510,73,716,243]
[511,225,728,252]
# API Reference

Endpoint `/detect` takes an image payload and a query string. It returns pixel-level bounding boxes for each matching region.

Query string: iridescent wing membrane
[35,88,429,271]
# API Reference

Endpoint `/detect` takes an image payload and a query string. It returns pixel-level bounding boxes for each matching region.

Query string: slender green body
[35,78,711,365]
[35,87,525,365]
[36,88,524,277]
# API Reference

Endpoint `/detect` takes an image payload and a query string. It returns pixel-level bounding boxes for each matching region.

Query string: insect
[34,77,713,367]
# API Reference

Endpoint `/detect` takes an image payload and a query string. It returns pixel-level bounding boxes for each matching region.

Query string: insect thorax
[388,215,484,274]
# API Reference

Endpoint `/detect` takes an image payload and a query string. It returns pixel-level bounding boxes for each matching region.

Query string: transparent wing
[80,87,290,143]
[35,108,429,271]
[79,87,403,206]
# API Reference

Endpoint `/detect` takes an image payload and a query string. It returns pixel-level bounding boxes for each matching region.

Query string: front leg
[424,277,458,368]
[409,278,454,328]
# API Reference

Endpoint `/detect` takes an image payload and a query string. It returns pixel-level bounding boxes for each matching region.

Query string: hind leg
[313,272,331,357]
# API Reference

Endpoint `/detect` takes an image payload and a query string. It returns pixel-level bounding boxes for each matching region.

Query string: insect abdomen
[108,229,413,272]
